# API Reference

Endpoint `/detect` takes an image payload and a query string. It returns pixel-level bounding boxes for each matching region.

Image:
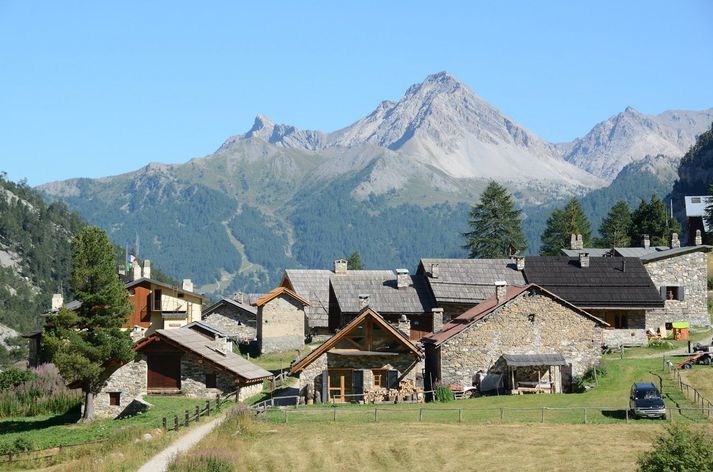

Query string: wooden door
[561,364,573,393]
[147,353,181,391]
[327,370,352,403]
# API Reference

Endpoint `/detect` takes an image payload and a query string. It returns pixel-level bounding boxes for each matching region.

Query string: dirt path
[137,411,228,472]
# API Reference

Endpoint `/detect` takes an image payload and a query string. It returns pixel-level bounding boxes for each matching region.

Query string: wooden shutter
[321,370,328,403]
[659,286,666,300]
[679,287,685,301]
[386,370,398,389]
[351,370,364,402]
[147,353,181,391]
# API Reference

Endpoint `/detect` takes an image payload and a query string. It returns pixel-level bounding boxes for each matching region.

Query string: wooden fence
[668,364,712,418]
[161,389,239,432]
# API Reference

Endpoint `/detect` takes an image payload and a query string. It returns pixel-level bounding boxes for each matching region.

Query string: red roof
[254,286,310,308]
[422,284,607,346]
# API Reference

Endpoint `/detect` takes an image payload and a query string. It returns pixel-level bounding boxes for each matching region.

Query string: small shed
[671,322,689,340]
[501,353,570,394]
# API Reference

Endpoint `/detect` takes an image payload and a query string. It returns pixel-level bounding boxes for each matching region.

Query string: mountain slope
[560,107,713,181]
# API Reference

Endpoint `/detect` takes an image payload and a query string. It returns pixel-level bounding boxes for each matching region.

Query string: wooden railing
[161,389,239,432]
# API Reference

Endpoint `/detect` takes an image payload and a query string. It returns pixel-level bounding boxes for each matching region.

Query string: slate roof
[639,245,713,263]
[561,245,712,261]
[202,298,257,317]
[330,270,436,314]
[282,269,332,328]
[502,353,568,367]
[184,320,231,338]
[522,257,664,309]
[422,284,606,346]
[561,248,613,257]
[417,258,526,304]
[137,328,272,382]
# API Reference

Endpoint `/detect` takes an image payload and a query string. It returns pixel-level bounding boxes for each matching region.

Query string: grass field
[681,365,713,403]
[169,410,665,472]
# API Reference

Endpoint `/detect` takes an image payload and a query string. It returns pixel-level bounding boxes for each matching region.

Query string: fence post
[374,408,378,422]
[185,410,189,427]
[419,408,423,422]
[541,407,545,423]
[195,405,200,420]
[500,408,504,422]
[284,410,288,424]
[174,415,179,431]
[625,408,628,424]
[584,407,587,424]
[458,409,462,423]
[206,400,211,416]
[217,393,221,409]
[162,417,167,430]
[333,408,337,422]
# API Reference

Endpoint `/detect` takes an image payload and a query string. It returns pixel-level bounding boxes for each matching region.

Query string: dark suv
[630,383,666,419]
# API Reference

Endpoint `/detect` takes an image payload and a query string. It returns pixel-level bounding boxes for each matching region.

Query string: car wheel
[683,364,692,369]
[703,357,711,366]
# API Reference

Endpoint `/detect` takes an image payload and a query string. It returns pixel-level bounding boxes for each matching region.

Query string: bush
[434,384,455,403]
[638,423,713,472]
[0,437,35,455]
[0,367,37,389]
[574,364,608,392]
[0,363,82,418]
[648,339,675,350]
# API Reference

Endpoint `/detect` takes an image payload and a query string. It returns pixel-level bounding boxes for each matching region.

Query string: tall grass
[0,364,82,418]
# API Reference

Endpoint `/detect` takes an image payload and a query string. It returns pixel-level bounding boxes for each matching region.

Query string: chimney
[430,263,440,279]
[432,308,444,333]
[142,259,151,279]
[132,261,142,281]
[118,264,126,277]
[358,293,370,309]
[233,291,245,304]
[670,233,680,249]
[51,293,64,312]
[334,259,348,275]
[515,256,525,271]
[570,234,577,250]
[182,279,193,293]
[495,281,507,303]
[396,268,410,289]
[579,252,590,268]
[695,229,703,246]
[576,234,583,250]
[642,234,650,249]
[397,314,411,335]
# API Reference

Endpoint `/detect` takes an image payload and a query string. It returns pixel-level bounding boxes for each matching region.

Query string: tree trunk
[82,390,95,422]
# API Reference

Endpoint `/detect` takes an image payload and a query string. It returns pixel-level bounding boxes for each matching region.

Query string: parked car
[630,383,666,419]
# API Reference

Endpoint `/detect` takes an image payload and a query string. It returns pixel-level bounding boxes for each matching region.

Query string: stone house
[255,287,310,354]
[290,307,423,403]
[328,265,440,340]
[417,258,526,322]
[522,255,664,347]
[422,284,607,394]
[89,324,272,418]
[280,268,333,339]
[202,293,258,342]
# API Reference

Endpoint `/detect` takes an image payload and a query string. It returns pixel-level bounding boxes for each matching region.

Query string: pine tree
[597,200,632,247]
[463,181,527,258]
[540,197,592,255]
[629,194,682,247]
[42,227,134,422]
[347,251,363,270]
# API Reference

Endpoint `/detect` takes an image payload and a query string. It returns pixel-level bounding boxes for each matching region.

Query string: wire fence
[667,362,713,419]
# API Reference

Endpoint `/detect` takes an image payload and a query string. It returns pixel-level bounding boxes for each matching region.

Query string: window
[372,370,384,388]
[153,289,162,310]
[109,392,121,406]
[660,286,684,301]
[205,373,217,388]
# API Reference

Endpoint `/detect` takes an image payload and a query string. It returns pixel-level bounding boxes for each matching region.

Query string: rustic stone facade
[258,296,305,354]
[644,251,710,327]
[203,305,256,341]
[437,293,603,388]
[588,309,647,347]
[93,356,148,418]
[180,353,235,397]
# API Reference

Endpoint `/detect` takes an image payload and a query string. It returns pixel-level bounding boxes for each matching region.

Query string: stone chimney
[695,229,703,246]
[432,308,444,333]
[334,259,348,275]
[142,259,151,279]
[396,269,410,289]
[570,234,583,250]
[132,261,142,281]
[579,252,590,268]
[233,291,245,304]
[358,293,370,309]
[515,256,525,271]
[215,336,230,355]
[397,315,411,335]
[118,264,126,277]
[495,281,507,303]
[642,234,650,249]
[430,263,440,279]
[670,233,680,249]
[51,293,63,312]
[182,279,193,293]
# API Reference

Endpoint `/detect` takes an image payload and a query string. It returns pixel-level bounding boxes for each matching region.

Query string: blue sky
[1,1,712,185]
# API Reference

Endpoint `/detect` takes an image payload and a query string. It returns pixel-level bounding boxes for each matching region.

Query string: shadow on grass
[0,405,81,434]
[601,409,628,420]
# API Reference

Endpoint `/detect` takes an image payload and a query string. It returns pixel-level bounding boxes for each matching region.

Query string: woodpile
[362,379,424,404]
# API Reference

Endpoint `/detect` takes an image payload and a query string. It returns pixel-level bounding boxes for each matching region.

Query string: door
[147,353,181,391]
[561,364,573,393]
[327,369,352,403]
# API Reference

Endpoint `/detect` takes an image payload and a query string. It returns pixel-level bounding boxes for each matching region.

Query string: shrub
[0,437,35,455]
[168,453,235,472]
[574,364,608,392]
[648,339,675,350]
[0,363,82,418]
[0,367,37,389]
[637,423,713,472]
[434,384,455,403]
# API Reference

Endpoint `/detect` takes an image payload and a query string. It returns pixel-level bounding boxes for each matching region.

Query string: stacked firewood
[362,379,424,404]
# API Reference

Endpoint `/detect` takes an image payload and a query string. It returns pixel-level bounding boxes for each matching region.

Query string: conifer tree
[42,226,134,422]
[463,181,527,258]
[347,251,363,270]
[540,197,592,255]
[597,200,632,247]
[629,194,682,247]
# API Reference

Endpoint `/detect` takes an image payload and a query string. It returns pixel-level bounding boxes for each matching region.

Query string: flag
[127,254,137,271]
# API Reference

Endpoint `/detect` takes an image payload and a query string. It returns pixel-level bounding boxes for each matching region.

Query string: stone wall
[644,251,710,327]
[93,356,148,418]
[237,382,264,402]
[437,292,603,388]
[602,329,647,348]
[180,353,235,398]
[258,296,305,354]
[203,306,256,341]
